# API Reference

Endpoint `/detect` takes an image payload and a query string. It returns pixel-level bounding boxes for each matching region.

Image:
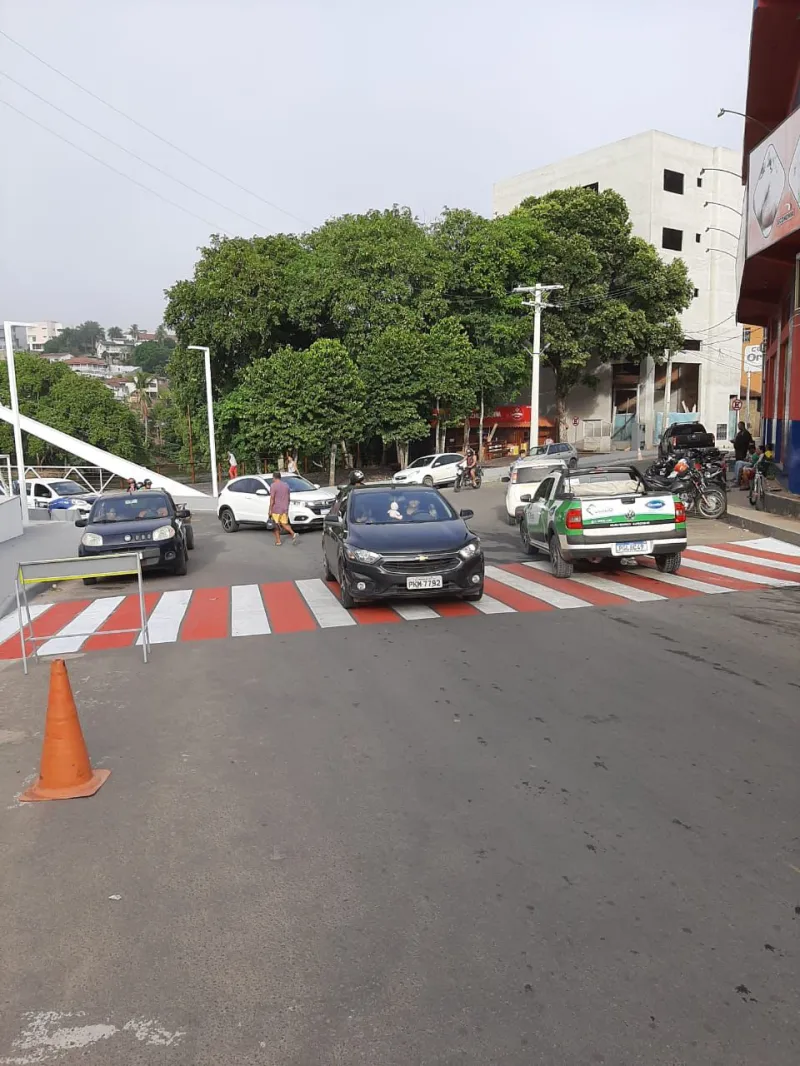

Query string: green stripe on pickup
[582,514,674,526]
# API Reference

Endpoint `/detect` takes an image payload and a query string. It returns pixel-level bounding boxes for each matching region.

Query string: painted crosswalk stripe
[690,544,800,574]
[520,561,636,607]
[470,592,517,615]
[296,579,357,628]
[563,571,666,602]
[737,537,800,556]
[231,584,271,637]
[712,541,800,566]
[679,556,796,587]
[137,589,192,645]
[0,603,51,646]
[392,603,440,620]
[38,596,126,657]
[485,565,588,609]
[627,568,731,594]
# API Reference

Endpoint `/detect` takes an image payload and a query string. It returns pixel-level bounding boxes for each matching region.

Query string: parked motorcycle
[454,461,483,492]
[644,457,727,519]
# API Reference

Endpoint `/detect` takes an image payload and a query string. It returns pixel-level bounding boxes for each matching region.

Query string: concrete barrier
[0,495,23,545]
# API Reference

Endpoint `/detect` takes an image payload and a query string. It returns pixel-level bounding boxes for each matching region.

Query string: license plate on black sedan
[406,575,443,590]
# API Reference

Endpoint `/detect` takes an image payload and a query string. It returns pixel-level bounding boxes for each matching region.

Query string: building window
[662,227,683,251]
[682,338,702,351]
[663,169,684,195]
[695,233,701,242]
[742,327,751,343]
[697,177,703,188]
[694,288,699,298]
[583,182,599,192]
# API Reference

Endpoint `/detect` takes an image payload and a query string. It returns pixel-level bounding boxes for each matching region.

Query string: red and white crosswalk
[1,538,798,662]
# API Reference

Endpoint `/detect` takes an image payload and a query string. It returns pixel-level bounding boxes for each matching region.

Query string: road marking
[349,603,403,624]
[181,587,231,642]
[231,584,271,637]
[261,581,316,633]
[485,565,588,609]
[483,576,553,612]
[706,542,800,568]
[679,555,796,587]
[296,578,358,628]
[471,592,516,615]
[519,561,633,607]
[736,537,800,556]
[564,571,666,602]
[686,546,800,580]
[137,589,192,645]
[624,568,730,594]
[38,596,125,656]
[0,604,51,646]
[433,600,481,618]
[392,603,441,620]
[83,592,161,652]
[0,600,92,660]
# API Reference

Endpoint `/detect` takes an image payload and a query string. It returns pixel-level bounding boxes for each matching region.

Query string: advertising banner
[748,109,800,257]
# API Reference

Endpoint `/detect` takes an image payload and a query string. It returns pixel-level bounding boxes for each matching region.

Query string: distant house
[63,357,109,379]
[96,339,136,362]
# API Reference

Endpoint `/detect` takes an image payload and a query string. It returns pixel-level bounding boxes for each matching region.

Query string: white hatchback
[392,453,464,487]
[502,459,567,524]
[217,474,338,533]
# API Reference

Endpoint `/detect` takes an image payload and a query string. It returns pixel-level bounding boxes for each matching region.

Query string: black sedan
[76,490,191,582]
[322,484,483,607]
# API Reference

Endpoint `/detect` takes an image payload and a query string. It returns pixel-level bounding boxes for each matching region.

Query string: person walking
[228,451,238,479]
[268,471,297,546]
[286,452,298,475]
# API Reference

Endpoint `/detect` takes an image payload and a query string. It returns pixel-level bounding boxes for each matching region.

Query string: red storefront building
[737,0,800,493]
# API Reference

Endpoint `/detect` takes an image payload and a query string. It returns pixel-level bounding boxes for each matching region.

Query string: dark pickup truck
[657,421,716,458]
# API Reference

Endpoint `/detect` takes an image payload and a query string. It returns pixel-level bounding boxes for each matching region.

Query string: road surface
[0,485,797,1065]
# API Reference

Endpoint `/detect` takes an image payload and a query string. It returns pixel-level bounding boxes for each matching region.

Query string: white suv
[217,474,337,533]
[392,453,464,487]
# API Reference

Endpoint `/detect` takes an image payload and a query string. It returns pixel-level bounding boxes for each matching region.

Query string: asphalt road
[0,486,798,1065]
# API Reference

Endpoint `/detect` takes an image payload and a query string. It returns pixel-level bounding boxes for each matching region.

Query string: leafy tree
[424,317,478,452]
[514,188,693,437]
[133,340,172,375]
[107,326,124,341]
[130,370,152,441]
[129,324,140,342]
[154,323,168,344]
[360,326,431,468]
[42,320,105,355]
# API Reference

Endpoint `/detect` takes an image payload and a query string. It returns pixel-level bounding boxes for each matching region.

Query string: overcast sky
[1,0,754,330]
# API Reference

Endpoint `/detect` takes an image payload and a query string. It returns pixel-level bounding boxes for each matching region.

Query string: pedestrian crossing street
[1,538,798,662]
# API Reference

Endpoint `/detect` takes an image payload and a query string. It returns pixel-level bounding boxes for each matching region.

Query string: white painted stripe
[470,593,516,615]
[690,544,800,574]
[296,579,357,627]
[38,596,125,656]
[485,565,589,609]
[564,570,666,603]
[0,603,51,645]
[679,557,796,587]
[736,537,800,556]
[137,589,192,645]
[393,603,440,620]
[230,583,271,637]
[632,568,732,594]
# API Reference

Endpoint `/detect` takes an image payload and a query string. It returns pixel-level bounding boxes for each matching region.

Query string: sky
[0,0,755,330]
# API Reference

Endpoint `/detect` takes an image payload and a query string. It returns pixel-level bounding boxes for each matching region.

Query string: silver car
[512,442,578,471]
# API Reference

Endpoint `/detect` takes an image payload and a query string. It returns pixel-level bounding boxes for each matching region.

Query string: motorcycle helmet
[348,469,365,486]
[673,458,689,475]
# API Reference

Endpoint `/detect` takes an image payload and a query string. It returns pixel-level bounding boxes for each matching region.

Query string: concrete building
[736,0,800,496]
[493,131,743,449]
[25,321,63,352]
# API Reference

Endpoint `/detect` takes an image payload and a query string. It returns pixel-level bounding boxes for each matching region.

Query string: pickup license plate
[406,575,443,590]
[612,540,652,556]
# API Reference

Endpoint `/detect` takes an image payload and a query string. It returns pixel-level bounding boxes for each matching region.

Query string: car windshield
[407,456,433,469]
[349,490,457,525]
[516,467,547,485]
[51,481,90,496]
[268,476,316,493]
[91,493,172,523]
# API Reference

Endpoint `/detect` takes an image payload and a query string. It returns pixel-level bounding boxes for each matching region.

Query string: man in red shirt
[268,471,297,546]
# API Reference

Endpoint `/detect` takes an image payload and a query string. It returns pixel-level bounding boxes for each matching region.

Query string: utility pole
[512,283,563,451]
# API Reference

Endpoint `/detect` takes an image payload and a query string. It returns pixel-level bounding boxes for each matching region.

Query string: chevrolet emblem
[417,555,428,561]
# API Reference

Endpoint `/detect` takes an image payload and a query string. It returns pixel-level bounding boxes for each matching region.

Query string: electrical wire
[0,69,270,233]
[1,97,229,234]
[0,28,308,228]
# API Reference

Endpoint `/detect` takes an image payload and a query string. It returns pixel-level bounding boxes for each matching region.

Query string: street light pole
[3,320,31,526]
[188,345,218,498]
[512,283,563,450]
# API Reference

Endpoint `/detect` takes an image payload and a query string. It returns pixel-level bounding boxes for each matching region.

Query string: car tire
[174,545,188,577]
[655,552,681,574]
[549,534,573,579]
[185,526,195,550]
[520,522,537,556]
[337,561,356,609]
[83,577,97,586]
[506,512,517,525]
[422,475,434,487]
[219,507,239,533]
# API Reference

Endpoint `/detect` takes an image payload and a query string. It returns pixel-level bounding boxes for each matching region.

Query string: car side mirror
[459,508,474,519]
[520,494,532,503]
[176,507,190,519]
[256,488,269,496]
[501,475,510,483]
[313,483,320,489]
[324,514,342,527]
[75,517,88,528]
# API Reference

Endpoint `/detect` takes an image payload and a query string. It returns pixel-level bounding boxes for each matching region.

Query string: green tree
[133,340,172,375]
[424,317,478,452]
[360,326,431,468]
[42,320,105,355]
[514,188,693,437]
[129,324,140,342]
[107,326,124,341]
[130,370,152,442]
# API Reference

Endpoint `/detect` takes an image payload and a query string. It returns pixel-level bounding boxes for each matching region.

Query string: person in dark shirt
[268,472,297,546]
[733,421,755,462]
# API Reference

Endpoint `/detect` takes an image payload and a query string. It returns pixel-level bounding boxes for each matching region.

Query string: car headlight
[152,525,176,541]
[346,547,382,564]
[81,532,103,547]
[459,541,480,560]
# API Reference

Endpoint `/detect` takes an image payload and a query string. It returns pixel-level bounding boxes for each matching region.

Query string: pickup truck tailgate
[579,493,676,535]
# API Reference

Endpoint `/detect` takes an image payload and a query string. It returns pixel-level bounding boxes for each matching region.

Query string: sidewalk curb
[722,510,800,548]
[0,581,52,622]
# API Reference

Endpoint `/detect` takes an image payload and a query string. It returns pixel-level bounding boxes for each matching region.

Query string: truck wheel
[549,535,573,579]
[520,522,537,556]
[506,512,517,525]
[655,552,681,574]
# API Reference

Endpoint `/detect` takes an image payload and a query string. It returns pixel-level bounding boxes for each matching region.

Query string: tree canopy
[43,320,105,355]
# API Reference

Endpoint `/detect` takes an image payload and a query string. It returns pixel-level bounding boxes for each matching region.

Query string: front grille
[307,503,327,515]
[383,554,460,575]
[110,531,152,544]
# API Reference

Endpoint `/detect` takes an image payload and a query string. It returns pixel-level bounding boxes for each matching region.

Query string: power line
[0,27,308,229]
[1,97,229,234]
[0,69,270,233]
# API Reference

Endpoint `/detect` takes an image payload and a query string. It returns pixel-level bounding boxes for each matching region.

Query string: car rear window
[516,467,546,485]
[349,490,457,524]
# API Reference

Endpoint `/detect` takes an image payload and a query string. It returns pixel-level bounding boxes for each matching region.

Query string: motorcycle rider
[465,448,478,487]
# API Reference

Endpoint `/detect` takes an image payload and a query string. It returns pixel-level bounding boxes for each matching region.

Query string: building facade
[736,0,800,495]
[493,131,743,449]
[25,321,63,352]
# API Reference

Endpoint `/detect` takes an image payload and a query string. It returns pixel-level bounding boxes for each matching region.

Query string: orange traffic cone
[20,659,110,802]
